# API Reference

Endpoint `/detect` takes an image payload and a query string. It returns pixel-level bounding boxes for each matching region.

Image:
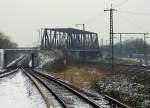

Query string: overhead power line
[84,10,104,24]
[118,10,150,16]
[117,12,148,32]
[114,0,129,8]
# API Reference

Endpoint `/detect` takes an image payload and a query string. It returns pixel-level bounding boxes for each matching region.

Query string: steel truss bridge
[41,28,99,51]
[40,28,100,62]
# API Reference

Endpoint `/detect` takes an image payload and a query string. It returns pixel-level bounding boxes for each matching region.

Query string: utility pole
[114,32,149,64]
[76,24,86,48]
[101,39,104,62]
[120,33,122,49]
[38,29,42,49]
[144,34,146,64]
[76,24,85,31]
[119,33,123,57]
[104,4,116,72]
[143,33,150,64]
[40,28,44,49]
[76,24,86,62]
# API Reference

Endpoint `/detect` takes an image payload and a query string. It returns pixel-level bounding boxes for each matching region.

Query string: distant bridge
[40,28,100,62]
[0,48,38,68]
[40,28,100,51]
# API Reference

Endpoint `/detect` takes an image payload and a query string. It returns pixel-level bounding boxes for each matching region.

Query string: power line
[111,0,113,5]
[114,0,129,8]
[84,10,104,24]
[117,11,148,32]
[118,10,150,16]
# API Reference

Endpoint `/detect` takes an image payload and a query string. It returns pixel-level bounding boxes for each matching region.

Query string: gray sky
[0,0,150,47]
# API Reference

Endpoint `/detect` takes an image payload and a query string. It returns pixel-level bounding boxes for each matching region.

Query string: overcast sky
[0,0,150,47]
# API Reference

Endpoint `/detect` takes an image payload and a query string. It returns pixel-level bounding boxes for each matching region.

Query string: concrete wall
[0,49,4,69]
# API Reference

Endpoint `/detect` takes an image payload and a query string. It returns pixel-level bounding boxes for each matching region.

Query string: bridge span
[40,28,100,62]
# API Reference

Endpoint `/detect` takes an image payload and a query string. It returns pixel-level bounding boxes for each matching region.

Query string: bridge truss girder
[40,28,100,51]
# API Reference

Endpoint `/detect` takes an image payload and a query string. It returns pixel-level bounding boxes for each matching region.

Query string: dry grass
[114,59,139,65]
[51,66,109,89]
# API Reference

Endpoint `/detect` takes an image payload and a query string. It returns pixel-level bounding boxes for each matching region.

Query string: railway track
[0,57,132,107]
[23,68,103,108]
[0,54,28,78]
[0,69,18,78]
[87,62,150,77]
[22,68,130,108]
[113,64,150,78]
[7,54,27,68]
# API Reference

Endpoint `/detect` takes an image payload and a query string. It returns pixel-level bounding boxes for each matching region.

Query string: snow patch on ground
[38,50,63,68]
[0,69,5,72]
[38,53,55,68]
[97,75,150,107]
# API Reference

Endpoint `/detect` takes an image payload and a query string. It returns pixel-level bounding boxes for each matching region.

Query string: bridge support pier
[0,49,5,69]
[79,52,87,63]
[3,53,7,69]
[31,53,34,68]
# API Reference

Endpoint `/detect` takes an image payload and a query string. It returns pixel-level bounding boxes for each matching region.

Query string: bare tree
[0,32,17,49]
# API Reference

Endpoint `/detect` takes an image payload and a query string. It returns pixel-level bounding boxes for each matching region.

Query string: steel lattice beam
[40,28,100,52]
